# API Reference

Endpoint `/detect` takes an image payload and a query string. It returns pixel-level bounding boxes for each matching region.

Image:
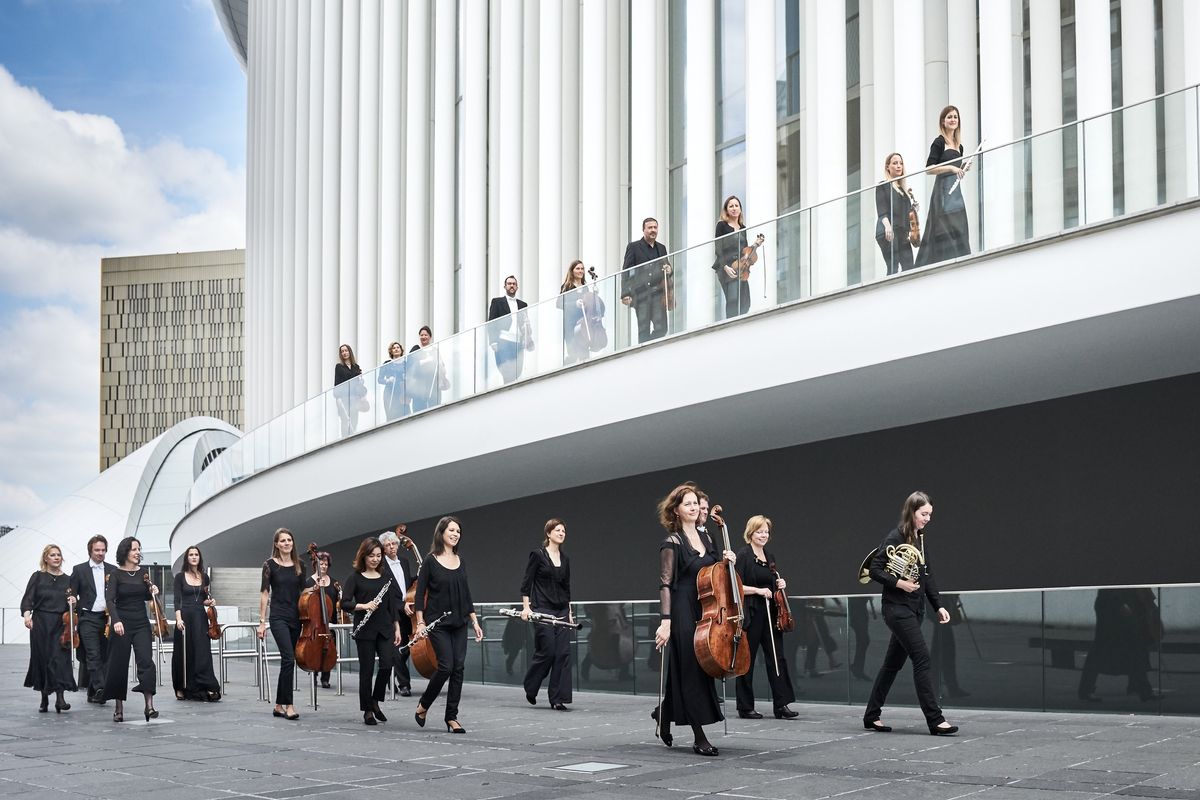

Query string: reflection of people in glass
[733,515,798,719]
[801,599,840,677]
[913,106,972,268]
[931,594,969,698]
[334,344,365,436]
[875,153,916,275]
[520,519,574,711]
[862,491,958,735]
[581,603,632,681]
[1078,588,1162,702]
[848,596,874,680]
[407,326,449,413]
[377,342,407,421]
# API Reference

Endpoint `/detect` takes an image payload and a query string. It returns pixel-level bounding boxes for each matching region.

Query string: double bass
[693,505,751,679]
[571,266,608,353]
[395,525,438,679]
[295,543,338,674]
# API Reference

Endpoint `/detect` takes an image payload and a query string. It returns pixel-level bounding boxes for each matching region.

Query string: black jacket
[486,295,531,346]
[868,528,942,615]
[69,560,117,613]
[620,238,672,302]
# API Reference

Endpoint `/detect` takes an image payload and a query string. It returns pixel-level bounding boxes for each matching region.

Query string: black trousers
[633,296,668,343]
[269,619,301,705]
[393,612,412,690]
[735,604,796,712]
[419,623,467,721]
[77,610,109,696]
[523,607,572,705]
[104,617,156,701]
[494,340,524,383]
[864,606,943,726]
[355,634,395,711]
[720,279,751,318]
[876,235,914,275]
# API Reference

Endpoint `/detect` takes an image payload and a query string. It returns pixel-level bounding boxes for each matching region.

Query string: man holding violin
[380,530,417,697]
[621,217,673,343]
[68,534,116,704]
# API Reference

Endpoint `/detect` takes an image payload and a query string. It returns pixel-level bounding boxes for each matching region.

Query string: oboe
[500,607,582,629]
[350,579,392,636]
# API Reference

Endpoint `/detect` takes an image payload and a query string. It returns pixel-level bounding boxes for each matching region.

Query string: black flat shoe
[364,712,377,726]
[526,693,537,705]
[371,703,387,722]
[737,710,763,719]
[415,707,427,727]
[175,691,186,701]
[399,687,411,697]
[284,711,300,720]
[693,742,719,757]
[551,703,570,711]
[320,681,331,689]
[864,720,892,732]
[929,723,958,736]
[774,706,798,719]
[446,720,466,733]
[206,691,221,702]
[273,708,286,717]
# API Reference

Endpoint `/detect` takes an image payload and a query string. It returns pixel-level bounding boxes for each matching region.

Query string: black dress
[734,547,796,713]
[104,567,157,701]
[658,531,723,727]
[171,572,220,699]
[874,182,915,275]
[342,571,404,712]
[913,135,971,267]
[334,362,366,436]
[21,571,78,694]
[714,220,751,318]
[413,554,476,721]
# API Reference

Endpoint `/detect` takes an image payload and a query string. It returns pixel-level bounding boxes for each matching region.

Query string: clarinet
[500,607,582,629]
[350,579,392,636]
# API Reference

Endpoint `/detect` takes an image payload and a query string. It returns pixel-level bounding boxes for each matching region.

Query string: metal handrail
[216,622,261,692]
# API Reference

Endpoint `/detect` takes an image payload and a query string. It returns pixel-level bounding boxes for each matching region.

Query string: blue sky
[0,0,247,525]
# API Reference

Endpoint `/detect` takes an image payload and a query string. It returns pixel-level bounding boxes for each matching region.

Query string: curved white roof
[211,0,248,68]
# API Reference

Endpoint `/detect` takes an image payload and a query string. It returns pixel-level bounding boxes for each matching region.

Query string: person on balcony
[913,106,972,268]
[487,276,534,384]
[620,218,673,343]
[875,152,917,275]
[334,344,367,437]
[377,341,408,422]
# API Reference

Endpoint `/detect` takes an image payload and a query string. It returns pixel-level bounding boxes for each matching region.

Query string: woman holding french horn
[863,491,959,735]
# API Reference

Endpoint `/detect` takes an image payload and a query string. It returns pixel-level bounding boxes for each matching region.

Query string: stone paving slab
[2,645,1200,800]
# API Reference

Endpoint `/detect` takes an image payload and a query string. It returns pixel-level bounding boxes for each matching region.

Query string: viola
[60,588,80,651]
[144,572,172,638]
[295,543,338,674]
[906,189,921,245]
[736,233,766,280]
[768,560,794,633]
[693,505,751,679]
[205,586,221,641]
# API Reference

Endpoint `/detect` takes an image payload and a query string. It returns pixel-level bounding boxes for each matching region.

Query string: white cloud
[0,64,244,526]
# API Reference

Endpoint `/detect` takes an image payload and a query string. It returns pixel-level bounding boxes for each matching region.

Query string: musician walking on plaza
[863,491,958,735]
[257,528,306,720]
[379,531,416,696]
[172,546,221,701]
[103,536,160,723]
[412,516,484,733]
[69,534,115,704]
[734,516,798,720]
[652,484,736,756]
[521,518,574,711]
[22,544,77,713]
[342,537,405,726]
[309,552,341,688]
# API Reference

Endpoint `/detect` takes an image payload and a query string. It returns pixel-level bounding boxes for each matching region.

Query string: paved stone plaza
[1,645,1198,800]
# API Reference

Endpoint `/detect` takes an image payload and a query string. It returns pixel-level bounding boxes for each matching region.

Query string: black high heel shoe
[371,702,387,722]
[145,706,158,722]
[113,701,124,723]
[414,705,427,728]
[446,720,466,734]
[55,699,71,713]
[774,706,798,719]
[38,694,49,713]
[692,741,719,757]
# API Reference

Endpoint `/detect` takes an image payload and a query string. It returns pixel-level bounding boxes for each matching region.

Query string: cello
[395,525,438,679]
[693,505,751,679]
[295,543,338,675]
[572,266,608,352]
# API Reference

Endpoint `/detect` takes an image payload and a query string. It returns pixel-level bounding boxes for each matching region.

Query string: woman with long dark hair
[172,546,221,701]
[21,544,77,713]
[913,106,972,267]
[412,516,484,733]
[257,528,307,720]
[104,536,160,723]
[863,491,959,735]
[520,518,574,710]
[652,484,737,756]
[341,537,404,726]
[334,343,366,436]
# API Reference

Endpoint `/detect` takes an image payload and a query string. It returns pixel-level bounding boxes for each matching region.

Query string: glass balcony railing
[463,584,1199,716]
[187,85,1200,512]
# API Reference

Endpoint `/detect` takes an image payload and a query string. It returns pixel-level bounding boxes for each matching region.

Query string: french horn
[884,543,924,582]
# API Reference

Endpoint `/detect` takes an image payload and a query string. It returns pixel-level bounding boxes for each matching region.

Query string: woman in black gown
[257,528,307,720]
[341,537,404,726]
[104,536,160,723]
[520,518,574,710]
[652,483,737,756]
[172,546,221,702]
[412,516,484,733]
[875,153,917,275]
[734,515,799,720]
[21,544,77,713]
[913,105,972,268]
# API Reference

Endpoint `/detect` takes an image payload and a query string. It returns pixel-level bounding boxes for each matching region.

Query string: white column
[870,0,895,282]
[745,0,778,304]
[337,0,360,348]
[1121,0,1158,214]
[1163,0,1200,199]
[459,4,488,330]
[893,0,926,212]
[810,0,846,294]
[604,0,621,279]
[858,0,878,284]
[1029,0,1064,236]
[946,0,979,242]
[684,0,717,323]
[245,0,259,425]
[628,1,661,261]
[579,0,606,268]
[431,0,457,333]
[356,0,380,369]
[1075,0,1114,223]
[379,0,402,345]
[304,0,325,400]
[537,0,564,300]
[978,0,1021,250]
[320,0,342,403]
[521,2,540,301]
[404,0,430,338]
[268,0,283,414]
[492,2,523,309]
[924,0,948,127]
[287,0,305,407]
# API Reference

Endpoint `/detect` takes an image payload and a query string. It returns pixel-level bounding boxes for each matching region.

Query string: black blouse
[658,529,718,618]
[334,362,362,386]
[21,571,70,614]
[520,548,571,610]
[875,182,914,236]
[413,554,476,627]
[106,567,152,626]
[340,571,404,640]
[868,528,942,615]
[261,559,307,624]
[174,571,210,612]
[714,220,748,283]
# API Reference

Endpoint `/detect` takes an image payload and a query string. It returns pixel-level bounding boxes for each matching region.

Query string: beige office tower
[99,249,245,470]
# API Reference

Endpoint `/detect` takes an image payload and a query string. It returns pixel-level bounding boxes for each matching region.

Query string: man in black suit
[620,217,673,343]
[68,534,116,703]
[487,275,534,384]
[379,530,418,696]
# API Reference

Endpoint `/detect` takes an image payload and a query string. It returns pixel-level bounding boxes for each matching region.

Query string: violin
[205,586,221,641]
[906,189,921,244]
[295,543,338,674]
[397,524,440,679]
[144,572,172,638]
[572,266,608,353]
[60,588,80,651]
[693,505,751,679]
[768,559,794,633]
[661,260,675,312]
[736,233,766,280]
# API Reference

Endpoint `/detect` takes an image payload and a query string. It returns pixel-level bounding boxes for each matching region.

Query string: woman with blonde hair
[712,195,762,319]
[733,515,798,719]
[21,544,77,713]
[875,153,917,275]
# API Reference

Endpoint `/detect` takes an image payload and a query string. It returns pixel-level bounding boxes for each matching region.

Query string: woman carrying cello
[734,516,798,720]
[652,484,736,756]
[257,528,307,720]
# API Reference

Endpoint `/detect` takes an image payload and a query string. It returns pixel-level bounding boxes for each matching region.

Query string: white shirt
[384,556,408,588]
[90,561,106,612]
[500,295,520,341]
